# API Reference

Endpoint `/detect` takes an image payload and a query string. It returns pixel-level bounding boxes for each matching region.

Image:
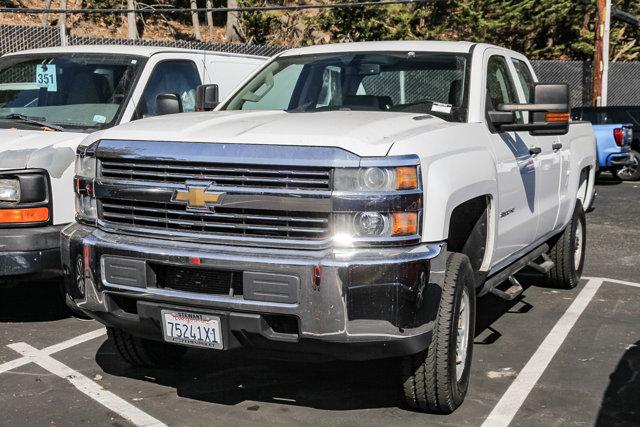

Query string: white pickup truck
[0,45,265,283]
[61,41,596,413]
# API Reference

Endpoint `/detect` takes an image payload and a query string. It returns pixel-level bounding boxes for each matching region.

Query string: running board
[480,243,550,299]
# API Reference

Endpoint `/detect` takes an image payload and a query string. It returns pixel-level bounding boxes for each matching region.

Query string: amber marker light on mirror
[0,207,49,224]
[392,212,418,236]
[544,112,570,123]
[395,167,418,190]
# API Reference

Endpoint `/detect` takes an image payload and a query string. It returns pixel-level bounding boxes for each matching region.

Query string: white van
[0,45,266,282]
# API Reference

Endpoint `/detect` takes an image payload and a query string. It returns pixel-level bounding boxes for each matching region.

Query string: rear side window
[486,56,522,123]
[138,60,201,117]
[511,59,535,103]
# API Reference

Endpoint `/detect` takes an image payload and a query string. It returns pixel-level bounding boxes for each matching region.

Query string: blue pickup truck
[573,106,638,180]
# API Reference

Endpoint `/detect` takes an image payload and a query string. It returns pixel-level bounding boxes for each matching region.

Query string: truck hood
[94,110,460,157]
[0,128,82,177]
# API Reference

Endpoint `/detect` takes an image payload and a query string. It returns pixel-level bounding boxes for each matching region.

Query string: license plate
[161,310,223,350]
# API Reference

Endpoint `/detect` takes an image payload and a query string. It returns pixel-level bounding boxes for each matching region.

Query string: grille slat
[100,159,331,190]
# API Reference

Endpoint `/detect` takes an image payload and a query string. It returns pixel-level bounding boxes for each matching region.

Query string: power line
[0,0,435,15]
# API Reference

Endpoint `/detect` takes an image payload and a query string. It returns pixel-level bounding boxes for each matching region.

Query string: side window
[511,59,536,103]
[138,60,201,117]
[486,55,522,124]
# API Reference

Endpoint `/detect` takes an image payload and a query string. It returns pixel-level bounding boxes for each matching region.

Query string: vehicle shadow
[96,338,406,410]
[595,340,640,426]
[0,279,71,322]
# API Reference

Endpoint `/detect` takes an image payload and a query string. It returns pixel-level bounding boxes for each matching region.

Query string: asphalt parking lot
[1,176,638,427]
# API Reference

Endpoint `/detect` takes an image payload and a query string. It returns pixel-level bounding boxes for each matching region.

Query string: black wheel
[612,150,640,181]
[546,201,586,289]
[402,252,476,413]
[108,327,188,368]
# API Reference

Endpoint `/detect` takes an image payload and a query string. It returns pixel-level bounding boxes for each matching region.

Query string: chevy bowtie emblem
[172,186,225,209]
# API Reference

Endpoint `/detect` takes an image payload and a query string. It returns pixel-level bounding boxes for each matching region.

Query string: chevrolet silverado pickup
[0,45,265,285]
[61,41,596,413]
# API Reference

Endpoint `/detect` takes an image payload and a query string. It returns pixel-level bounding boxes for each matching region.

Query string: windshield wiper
[0,114,65,131]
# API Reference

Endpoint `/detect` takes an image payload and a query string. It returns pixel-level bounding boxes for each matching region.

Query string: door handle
[552,143,563,151]
[529,146,542,156]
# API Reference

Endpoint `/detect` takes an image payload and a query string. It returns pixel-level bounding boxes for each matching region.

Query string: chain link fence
[2,24,640,107]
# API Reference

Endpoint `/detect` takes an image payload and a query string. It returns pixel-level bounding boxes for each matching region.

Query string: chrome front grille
[100,158,332,191]
[99,198,330,240]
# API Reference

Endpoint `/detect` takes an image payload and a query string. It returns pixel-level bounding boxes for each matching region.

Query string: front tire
[108,327,188,368]
[612,150,640,181]
[546,201,586,289]
[402,252,476,413]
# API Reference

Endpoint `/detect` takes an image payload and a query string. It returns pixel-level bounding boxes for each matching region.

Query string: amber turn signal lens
[0,207,49,224]
[395,167,418,190]
[545,112,570,123]
[392,212,418,236]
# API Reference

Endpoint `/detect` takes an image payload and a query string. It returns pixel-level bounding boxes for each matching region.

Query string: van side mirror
[155,93,183,116]
[196,84,219,111]
[491,83,570,136]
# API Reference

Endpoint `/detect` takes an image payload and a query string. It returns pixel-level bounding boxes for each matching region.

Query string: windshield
[0,53,144,132]
[222,52,469,122]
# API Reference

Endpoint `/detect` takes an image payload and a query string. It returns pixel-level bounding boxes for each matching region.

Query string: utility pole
[41,0,52,26]
[127,0,139,40]
[59,0,67,46]
[191,0,202,41]
[592,0,611,106]
[226,0,240,42]
[206,0,215,38]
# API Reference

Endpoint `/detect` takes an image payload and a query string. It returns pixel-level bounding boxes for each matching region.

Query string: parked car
[573,106,638,180]
[0,45,266,285]
[61,41,596,413]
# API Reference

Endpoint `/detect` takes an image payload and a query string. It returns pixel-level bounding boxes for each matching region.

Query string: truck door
[484,53,538,264]
[510,57,563,237]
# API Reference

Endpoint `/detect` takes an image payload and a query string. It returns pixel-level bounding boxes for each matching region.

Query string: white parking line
[482,276,640,427]
[8,342,167,427]
[0,328,106,375]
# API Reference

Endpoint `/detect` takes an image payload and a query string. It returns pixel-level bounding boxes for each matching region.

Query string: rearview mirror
[196,84,219,111]
[491,83,570,136]
[155,93,183,116]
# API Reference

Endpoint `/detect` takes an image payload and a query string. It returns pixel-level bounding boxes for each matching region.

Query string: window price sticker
[35,64,57,92]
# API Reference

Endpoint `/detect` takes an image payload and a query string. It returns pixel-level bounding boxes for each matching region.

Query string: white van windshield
[0,53,144,132]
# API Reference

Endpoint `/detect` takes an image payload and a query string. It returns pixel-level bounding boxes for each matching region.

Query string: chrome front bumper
[61,223,446,359]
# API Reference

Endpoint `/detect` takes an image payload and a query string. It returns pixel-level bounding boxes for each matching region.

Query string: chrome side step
[480,243,551,300]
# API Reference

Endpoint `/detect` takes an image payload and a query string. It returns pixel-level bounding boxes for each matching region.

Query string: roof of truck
[3,44,268,59]
[279,40,479,56]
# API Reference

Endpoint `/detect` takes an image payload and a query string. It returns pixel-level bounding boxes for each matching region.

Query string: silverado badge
[172,185,225,210]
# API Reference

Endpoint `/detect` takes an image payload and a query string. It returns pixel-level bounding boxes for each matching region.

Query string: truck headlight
[333,211,419,246]
[334,166,418,191]
[74,145,98,223]
[0,179,20,202]
[75,155,96,179]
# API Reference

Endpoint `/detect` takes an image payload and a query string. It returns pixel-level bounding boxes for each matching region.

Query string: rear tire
[108,327,188,368]
[401,252,476,413]
[545,201,586,289]
[612,150,640,181]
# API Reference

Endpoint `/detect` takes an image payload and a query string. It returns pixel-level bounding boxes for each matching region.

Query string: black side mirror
[155,93,183,116]
[492,83,570,136]
[196,84,219,111]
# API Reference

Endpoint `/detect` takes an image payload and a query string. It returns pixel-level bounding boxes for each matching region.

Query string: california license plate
[161,310,223,350]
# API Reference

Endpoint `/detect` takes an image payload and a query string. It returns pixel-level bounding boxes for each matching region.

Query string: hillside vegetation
[1,0,639,61]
